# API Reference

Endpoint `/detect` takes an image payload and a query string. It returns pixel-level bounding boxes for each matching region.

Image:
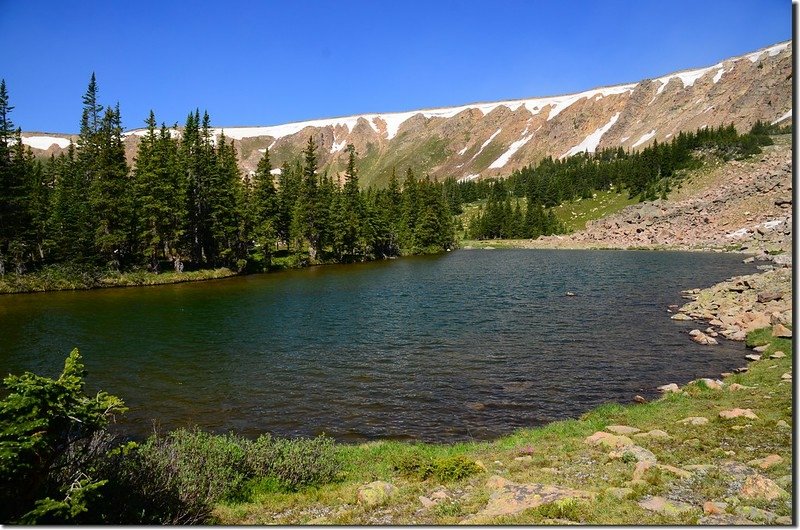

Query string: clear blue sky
[0,0,791,133]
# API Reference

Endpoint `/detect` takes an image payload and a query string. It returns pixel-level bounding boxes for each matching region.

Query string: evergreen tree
[132,112,186,271]
[248,147,278,267]
[292,136,322,261]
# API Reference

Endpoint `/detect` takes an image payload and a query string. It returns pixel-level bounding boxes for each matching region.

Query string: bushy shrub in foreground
[0,350,341,524]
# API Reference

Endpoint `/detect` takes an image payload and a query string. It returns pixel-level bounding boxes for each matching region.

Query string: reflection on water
[0,249,755,442]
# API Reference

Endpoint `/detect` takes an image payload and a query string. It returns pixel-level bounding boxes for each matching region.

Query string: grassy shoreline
[0,266,239,295]
[214,321,792,524]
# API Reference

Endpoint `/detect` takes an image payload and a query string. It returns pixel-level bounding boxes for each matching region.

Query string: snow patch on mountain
[21,136,72,149]
[561,112,620,158]
[772,109,792,124]
[632,129,657,148]
[471,128,502,160]
[488,128,535,169]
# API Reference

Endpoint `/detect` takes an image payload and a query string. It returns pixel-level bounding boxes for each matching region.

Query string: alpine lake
[0,249,756,442]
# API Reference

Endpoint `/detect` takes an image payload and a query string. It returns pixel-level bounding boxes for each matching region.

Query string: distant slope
[21,41,792,188]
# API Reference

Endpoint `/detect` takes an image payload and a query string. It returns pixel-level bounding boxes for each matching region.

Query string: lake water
[0,249,755,442]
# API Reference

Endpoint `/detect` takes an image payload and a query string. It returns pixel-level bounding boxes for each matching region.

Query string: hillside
[20,41,792,188]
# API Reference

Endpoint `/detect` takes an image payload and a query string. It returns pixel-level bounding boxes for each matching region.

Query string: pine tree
[133,112,186,271]
[89,103,131,269]
[248,147,278,268]
[292,136,322,261]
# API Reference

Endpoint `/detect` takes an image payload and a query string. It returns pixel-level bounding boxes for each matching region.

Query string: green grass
[214,326,793,524]
[552,189,639,232]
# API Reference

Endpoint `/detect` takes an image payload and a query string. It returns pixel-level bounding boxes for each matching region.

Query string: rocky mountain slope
[21,41,792,188]
[528,135,792,254]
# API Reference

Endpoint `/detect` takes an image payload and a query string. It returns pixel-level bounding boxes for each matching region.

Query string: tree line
[0,75,455,277]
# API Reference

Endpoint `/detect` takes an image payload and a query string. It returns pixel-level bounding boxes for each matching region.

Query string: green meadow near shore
[212,327,792,525]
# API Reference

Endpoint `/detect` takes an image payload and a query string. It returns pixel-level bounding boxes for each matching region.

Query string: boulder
[738,475,788,501]
[671,313,692,321]
[634,429,670,439]
[772,323,792,338]
[744,354,761,362]
[658,383,680,393]
[703,501,728,515]
[465,475,594,521]
[719,408,759,420]
[679,416,709,426]
[584,431,634,449]
[357,481,396,506]
[638,496,695,516]
[610,445,657,464]
[770,351,786,359]
[757,291,783,303]
[606,425,641,435]
[747,454,783,469]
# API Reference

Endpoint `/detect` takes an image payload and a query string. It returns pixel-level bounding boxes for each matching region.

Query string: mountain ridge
[19,40,792,187]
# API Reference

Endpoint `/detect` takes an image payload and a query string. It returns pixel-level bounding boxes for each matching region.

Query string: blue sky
[0,0,790,133]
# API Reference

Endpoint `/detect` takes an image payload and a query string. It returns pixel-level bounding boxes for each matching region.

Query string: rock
[772,323,792,338]
[690,330,719,345]
[513,455,533,463]
[703,501,728,515]
[658,383,681,393]
[698,378,724,390]
[632,461,653,481]
[606,425,641,435]
[757,291,783,303]
[605,487,634,499]
[733,366,749,374]
[634,429,670,439]
[610,445,657,464]
[781,372,792,381]
[770,351,786,359]
[747,454,783,469]
[466,475,595,521]
[728,383,753,392]
[357,481,396,506]
[776,420,789,429]
[584,431,634,449]
[744,354,761,361]
[679,416,709,426]
[419,495,437,508]
[698,514,754,525]
[634,395,647,404]
[775,474,792,488]
[671,313,692,321]
[656,464,692,479]
[719,408,759,420]
[735,505,778,523]
[638,496,695,516]
[738,474,788,501]
[753,345,769,353]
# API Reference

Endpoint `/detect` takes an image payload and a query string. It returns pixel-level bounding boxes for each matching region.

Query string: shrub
[0,349,126,523]
[393,453,480,482]
[246,434,340,490]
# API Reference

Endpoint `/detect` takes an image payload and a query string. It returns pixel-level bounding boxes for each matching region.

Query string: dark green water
[0,249,755,442]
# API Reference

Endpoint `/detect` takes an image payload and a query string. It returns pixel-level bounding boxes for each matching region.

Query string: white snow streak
[632,130,656,148]
[457,174,480,183]
[561,112,620,158]
[330,139,347,153]
[488,128,534,169]
[21,136,72,149]
[772,109,792,124]
[470,128,502,160]
[712,68,725,83]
